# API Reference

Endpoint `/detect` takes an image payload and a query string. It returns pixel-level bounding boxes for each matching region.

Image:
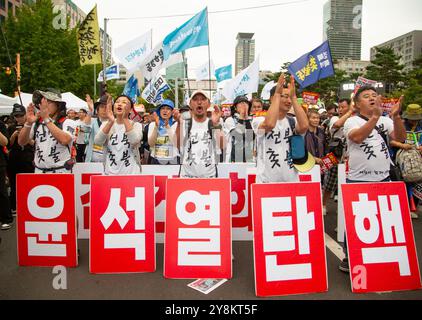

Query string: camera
[32,90,43,110]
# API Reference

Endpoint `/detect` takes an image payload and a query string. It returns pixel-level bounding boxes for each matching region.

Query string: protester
[304,108,326,169]
[390,103,422,219]
[224,95,255,163]
[7,104,35,216]
[67,108,77,121]
[0,118,13,230]
[18,89,75,174]
[94,95,143,174]
[251,98,264,115]
[74,108,89,162]
[322,98,353,214]
[83,95,109,162]
[339,86,406,273]
[252,74,310,183]
[176,90,225,178]
[148,99,179,164]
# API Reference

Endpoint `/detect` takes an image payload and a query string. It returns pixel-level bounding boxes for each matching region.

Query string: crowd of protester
[0,75,420,274]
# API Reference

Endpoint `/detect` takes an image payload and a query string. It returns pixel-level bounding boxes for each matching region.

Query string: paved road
[0,199,421,300]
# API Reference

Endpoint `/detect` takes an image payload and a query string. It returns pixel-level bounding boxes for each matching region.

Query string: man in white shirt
[176,90,226,178]
[339,85,406,273]
[252,74,309,183]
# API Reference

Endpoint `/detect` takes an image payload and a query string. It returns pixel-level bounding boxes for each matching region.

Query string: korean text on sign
[342,182,422,293]
[164,178,232,279]
[251,182,327,297]
[90,175,156,274]
[17,174,78,267]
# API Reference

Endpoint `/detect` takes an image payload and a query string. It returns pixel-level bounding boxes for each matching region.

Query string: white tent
[0,92,88,115]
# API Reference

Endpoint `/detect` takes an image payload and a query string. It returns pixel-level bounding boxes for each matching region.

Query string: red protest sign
[342,182,422,293]
[251,182,327,297]
[320,152,339,174]
[90,175,156,274]
[354,76,378,95]
[164,178,232,279]
[381,98,399,115]
[302,91,320,105]
[16,174,77,267]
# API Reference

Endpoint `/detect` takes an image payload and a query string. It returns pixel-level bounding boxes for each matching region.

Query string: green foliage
[366,47,404,93]
[0,0,96,100]
[393,55,422,108]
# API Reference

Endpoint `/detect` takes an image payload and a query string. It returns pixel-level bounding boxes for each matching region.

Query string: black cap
[11,103,26,117]
[94,95,109,110]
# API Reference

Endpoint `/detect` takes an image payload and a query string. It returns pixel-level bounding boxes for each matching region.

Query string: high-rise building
[370,30,422,73]
[235,33,255,75]
[323,0,362,60]
[0,0,35,24]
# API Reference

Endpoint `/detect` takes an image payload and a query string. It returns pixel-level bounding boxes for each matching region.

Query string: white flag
[260,80,276,100]
[114,30,152,73]
[97,64,120,82]
[222,58,260,101]
[195,60,215,81]
[141,76,170,106]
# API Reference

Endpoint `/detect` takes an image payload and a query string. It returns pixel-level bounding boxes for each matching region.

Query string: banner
[302,91,320,105]
[77,5,102,65]
[97,64,120,82]
[223,58,260,102]
[251,182,327,297]
[141,75,170,106]
[90,175,156,274]
[353,76,378,95]
[123,74,141,104]
[341,182,422,293]
[164,178,232,279]
[215,65,232,83]
[74,163,103,239]
[320,152,339,174]
[260,81,275,100]
[114,30,152,73]
[288,41,334,88]
[16,174,78,267]
[140,42,165,81]
[163,7,209,60]
[196,60,215,81]
[381,98,399,115]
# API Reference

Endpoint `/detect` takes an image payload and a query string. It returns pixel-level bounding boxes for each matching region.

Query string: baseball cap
[11,103,26,117]
[189,90,210,102]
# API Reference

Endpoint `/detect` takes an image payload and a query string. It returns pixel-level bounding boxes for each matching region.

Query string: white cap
[318,108,327,115]
[189,90,210,102]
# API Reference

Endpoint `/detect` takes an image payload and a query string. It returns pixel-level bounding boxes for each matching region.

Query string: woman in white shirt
[94,95,143,175]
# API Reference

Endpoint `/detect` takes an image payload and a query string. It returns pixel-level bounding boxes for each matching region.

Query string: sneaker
[411,212,419,219]
[1,223,12,230]
[339,258,349,273]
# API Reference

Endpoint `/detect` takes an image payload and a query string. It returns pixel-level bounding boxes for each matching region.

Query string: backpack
[395,147,422,183]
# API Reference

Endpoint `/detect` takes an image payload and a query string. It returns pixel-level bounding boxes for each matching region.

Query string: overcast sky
[72,0,422,76]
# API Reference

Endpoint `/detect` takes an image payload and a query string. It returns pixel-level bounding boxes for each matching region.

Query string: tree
[366,47,404,94]
[0,0,95,99]
[394,55,422,107]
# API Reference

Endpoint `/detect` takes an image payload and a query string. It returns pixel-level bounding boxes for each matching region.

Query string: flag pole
[102,18,108,95]
[182,50,190,104]
[206,7,212,101]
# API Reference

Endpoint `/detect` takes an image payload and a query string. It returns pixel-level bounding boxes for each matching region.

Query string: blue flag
[123,75,140,104]
[288,41,335,88]
[215,65,232,82]
[163,7,209,60]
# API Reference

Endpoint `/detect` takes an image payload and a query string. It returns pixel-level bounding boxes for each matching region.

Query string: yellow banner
[77,5,102,65]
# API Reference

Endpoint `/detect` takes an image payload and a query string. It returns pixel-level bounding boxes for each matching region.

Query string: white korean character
[25,185,67,256]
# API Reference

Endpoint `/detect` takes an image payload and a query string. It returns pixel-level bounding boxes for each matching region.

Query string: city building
[0,0,35,24]
[370,30,422,73]
[323,0,362,60]
[51,0,85,29]
[335,58,370,76]
[165,58,187,80]
[235,33,255,75]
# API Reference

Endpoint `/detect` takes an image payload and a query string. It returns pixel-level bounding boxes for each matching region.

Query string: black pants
[7,158,34,211]
[76,144,87,163]
[0,166,12,224]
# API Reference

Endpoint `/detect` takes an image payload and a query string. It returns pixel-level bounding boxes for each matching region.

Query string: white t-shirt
[252,116,300,183]
[148,121,179,161]
[30,119,75,170]
[329,116,345,139]
[95,121,143,175]
[180,118,217,178]
[344,115,394,181]
[75,119,87,145]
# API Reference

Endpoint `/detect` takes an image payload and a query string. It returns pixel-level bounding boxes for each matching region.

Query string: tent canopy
[0,92,88,115]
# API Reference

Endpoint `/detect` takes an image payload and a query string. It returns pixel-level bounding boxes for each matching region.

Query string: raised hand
[373,95,383,118]
[86,94,94,113]
[105,95,115,122]
[39,97,50,120]
[275,73,286,95]
[390,95,404,119]
[288,75,297,99]
[237,102,248,119]
[152,112,160,126]
[26,103,39,124]
[211,105,222,126]
[172,109,181,123]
